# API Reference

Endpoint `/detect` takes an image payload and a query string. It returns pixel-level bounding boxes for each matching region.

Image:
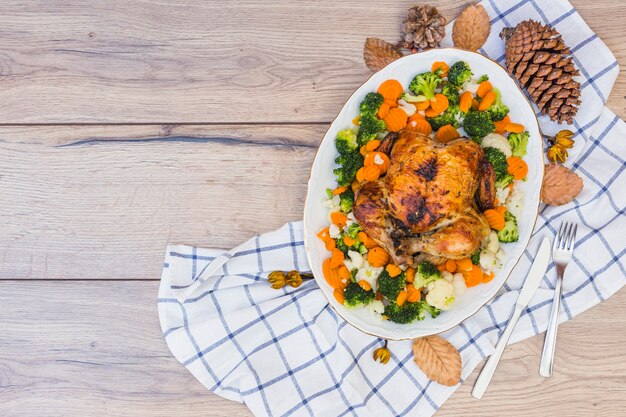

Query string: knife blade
[472,236,552,399]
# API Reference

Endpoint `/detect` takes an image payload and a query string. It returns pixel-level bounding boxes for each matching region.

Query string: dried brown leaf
[452,5,491,51]
[541,164,584,205]
[363,37,403,72]
[412,335,461,386]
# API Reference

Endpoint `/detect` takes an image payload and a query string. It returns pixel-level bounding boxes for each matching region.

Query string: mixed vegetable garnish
[317,60,530,324]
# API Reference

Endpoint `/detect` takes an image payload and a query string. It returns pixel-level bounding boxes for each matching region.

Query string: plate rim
[303,47,544,341]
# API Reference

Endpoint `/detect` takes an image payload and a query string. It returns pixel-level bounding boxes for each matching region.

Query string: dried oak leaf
[452,5,491,51]
[541,164,584,206]
[412,335,461,386]
[363,37,403,72]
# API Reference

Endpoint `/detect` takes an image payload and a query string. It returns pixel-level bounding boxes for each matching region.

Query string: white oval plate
[303,48,543,340]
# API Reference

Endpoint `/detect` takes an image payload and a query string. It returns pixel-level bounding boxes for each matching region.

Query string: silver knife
[472,236,552,399]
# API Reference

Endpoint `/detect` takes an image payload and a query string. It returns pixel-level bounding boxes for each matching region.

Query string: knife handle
[472,306,522,399]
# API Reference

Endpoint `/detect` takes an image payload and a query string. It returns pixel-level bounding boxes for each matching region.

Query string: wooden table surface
[0,1,624,416]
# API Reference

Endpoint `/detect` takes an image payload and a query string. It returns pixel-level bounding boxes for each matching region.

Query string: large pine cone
[500,20,581,124]
[401,5,446,52]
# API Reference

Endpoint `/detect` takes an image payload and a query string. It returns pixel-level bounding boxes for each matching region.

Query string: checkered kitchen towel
[158,0,625,415]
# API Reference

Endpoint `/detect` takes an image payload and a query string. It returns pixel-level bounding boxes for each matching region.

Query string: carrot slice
[330,211,348,228]
[405,267,416,283]
[455,258,473,272]
[407,285,421,302]
[478,91,496,111]
[507,156,528,180]
[343,235,356,246]
[464,265,483,287]
[367,247,389,267]
[333,289,345,304]
[505,122,525,133]
[430,93,449,114]
[332,185,348,195]
[445,259,457,273]
[365,139,381,152]
[385,264,402,277]
[431,61,449,77]
[416,100,431,111]
[459,91,472,113]
[330,248,345,268]
[396,291,409,307]
[358,279,372,291]
[377,102,390,119]
[361,165,381,181]
[377,79,403,100]
[476,80,492,99]
[436,124,460,143]
[408,118,432,135]
[483,209,505,231]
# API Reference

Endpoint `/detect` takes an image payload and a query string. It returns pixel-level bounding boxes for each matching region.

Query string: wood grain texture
[0,124,325,279]
[0,281,623,416]
[0,0,622,123]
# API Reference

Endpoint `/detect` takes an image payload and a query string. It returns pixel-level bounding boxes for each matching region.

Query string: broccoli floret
[346,222,361,239]
[483,147,509,181]
[377,270,406,301]
[463,111,495,141]
[497,211,519,243]
[441,83,460,106]
[384,302,422,324]
[333,152,364,186]
[400,92,429,103]
[358,115,386,145]
[339,189,355,213]
[427,105,460,131]
[477,74,489,83]
[359,92,384,117]
[470,251,481,265]
[508,131,529,157]
[335,237,350,254]
[448,61,473,87]
[413,261,442,289]
[343,282,375,307]
[335,129,358,155]
[418,301,442,319]
[485,88,509,122]
[409,72,442,100]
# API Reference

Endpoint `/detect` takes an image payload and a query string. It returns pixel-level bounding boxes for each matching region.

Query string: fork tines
[554,221,578,251]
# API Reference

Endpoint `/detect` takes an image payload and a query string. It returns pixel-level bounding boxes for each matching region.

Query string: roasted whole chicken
[353,130,496,265]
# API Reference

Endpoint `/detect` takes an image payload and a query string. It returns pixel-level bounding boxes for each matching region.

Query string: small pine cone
[285,270,303,288]
[500,20,581,124]
[400,5,446,52]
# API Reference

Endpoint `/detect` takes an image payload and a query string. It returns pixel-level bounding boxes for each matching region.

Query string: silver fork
[539,221,578,377]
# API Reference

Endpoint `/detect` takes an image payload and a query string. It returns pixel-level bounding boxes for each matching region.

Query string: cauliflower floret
[452,273,466,296]
[398,99,417,116]
[442,271,454,283]
[426,279,456,310]
[328,224,341,239]
[355,262,384,292]
[480,251,499,273]
[506,185,524,219]
[323,195,341,214]
[366,299,385,316]
[485,231,500,253]
[495,186,510,205]
[481,133,512,157]
[347,250,363,269]
[461,80,480,94]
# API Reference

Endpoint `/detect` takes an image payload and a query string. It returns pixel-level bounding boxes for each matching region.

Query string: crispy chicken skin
[353,130,495,265]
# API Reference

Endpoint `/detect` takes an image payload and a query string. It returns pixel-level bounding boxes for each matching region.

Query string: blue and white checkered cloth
[158,1,625,415]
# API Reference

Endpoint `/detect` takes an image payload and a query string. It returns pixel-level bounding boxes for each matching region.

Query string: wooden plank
[0,280,624,416]
[0,124,326,279]
[0,0,622,123]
